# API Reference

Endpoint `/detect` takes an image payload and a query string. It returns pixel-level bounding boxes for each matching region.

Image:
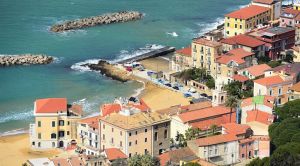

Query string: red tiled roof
[253,75,284,86]
[100,103,122,117]
[176,47,192,57]
[52,158,71,166]
[233,74,249,82]
[282,8,300,18]
[178,106,232,123]
[104,148,127,161]
[80,116,99,129]
[35,98,67,114]
[253,0,277,5]
[69,156,84,166]
[190,112,236,130]
[220,34,265,48]
[195,134,238,146]
[158,147,198,166]
[246,109,274,125]
[216,48,254,65]
[222,123,251,135]
[241,95,275,108]
[226,5,270,20]
[128,99,150,112]
[245,64,271,77]
[291,82,300,92]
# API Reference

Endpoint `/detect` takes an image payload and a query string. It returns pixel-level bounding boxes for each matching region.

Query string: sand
[0,134,60,166]
[140,57,171,72]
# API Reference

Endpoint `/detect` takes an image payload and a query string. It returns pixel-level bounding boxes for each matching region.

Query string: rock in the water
[0,54,54,67]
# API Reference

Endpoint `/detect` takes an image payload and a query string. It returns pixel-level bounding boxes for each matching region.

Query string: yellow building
[225,5,271,37]
[251,0,282,21]
[294,3,300,10]
[191,38,222,78]
[29,98,82,149]
[293,46,300,62]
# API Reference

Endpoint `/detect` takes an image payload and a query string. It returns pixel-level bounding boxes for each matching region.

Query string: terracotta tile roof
[253,75,284,86]
[222,123,251,135]
[100,103,121,117]
[241,95,275,108]
[291,82,300,92]
[281,8,300,18]
[269,63,300,78]
[244,64,271,77]
[128,99,150,112]
[159,147,198,166]
[52,158,71,166]
[104,148,127,161]
[246,109,274,125]
[69,104,83,116]
[253,0,277,5]
[35,98,67,114]
[233,74,249,82]
[220,34,265,48]
[176,47,192,57]
[192,38,222,47]
[216,48,254,65]
[225,5,270,20]
[68,156,84,166]
[79,116,99,129]
[178,106,232,123]
[194,134,238,146]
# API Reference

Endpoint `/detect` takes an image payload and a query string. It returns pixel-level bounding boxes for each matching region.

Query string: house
[50,154,108,166]
[292,46,300,62]
[248,26,295,60]
[99,110,170,157]
[29,98,82,149]
[251,0,282,21]
[26,158,54,166]
[191,38,222,77]
[224,5,271,37]
[77,116,100,155]
[158,147,199,166]
[266,62,300,83]
[220,34,266,57]
[171,46,193,72]
[103,148,127,163]
[170,106,235,140]
[290,81,300,100]
[238,64,271,79]
[253,73,294,105]
[215,48,255,83]
[279,8,300,27]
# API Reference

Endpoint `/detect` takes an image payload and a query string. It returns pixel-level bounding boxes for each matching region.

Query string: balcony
[29,123,36,139]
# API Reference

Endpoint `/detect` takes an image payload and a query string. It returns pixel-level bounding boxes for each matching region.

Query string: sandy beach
[0,134,60,166]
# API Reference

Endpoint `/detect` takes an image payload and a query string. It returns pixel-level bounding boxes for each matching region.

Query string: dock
[117,46,176,64]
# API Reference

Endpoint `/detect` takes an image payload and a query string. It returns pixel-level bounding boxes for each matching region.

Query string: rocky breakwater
[50,11,143,32]
[0,54,53,67]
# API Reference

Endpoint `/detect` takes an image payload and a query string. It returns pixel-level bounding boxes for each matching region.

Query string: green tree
[267,61,281,68]
[185,128,201,141]
[246,157,270,166]
[111,158,127,166]
[270,142,300,166]
[275,99,300,120]
[224,81,242,99]
[182,162,201,166]
[205,76,215,89]
[128,154,160,166]
[210,124,218,135]
[225,96,239,123]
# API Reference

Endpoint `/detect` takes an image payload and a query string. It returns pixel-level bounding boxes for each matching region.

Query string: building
[251,0,282,21]
[224,5,271,37]
[51,155,108,166]
[294,2,300,10]
[29,98,82,149]
[238,64,271,79]
[292,46,300,62]
[77,116,100,155]
[248,26,295,60]
[290,81,300,100]
[103,148,127,164]
[215,48,255,83]
[26,158,54,166]
[267,62,300,83]
[253,72,294,105]
[280,8,300,27]
[220,34,266,57]
[170,106,236,140]
[171,46,193,72]
[158,147,199,166]
[191,38,222,77]
[99,110,170,157]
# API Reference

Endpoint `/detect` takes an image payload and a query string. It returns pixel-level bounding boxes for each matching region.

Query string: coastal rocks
[84,60,130,82]
[0,54,54,67]
[50,11,143,32]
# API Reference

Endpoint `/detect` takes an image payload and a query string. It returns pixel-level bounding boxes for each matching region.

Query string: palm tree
[210,124,218,135]
[225,96,239,123]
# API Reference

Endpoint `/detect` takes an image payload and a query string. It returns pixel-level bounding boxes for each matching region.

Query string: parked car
[188,87,197,93]
[147,71,154,76]
[165,83,172,87]
[200,93,208,97]
[207,96,212,100]
[172,86,179,90]
[184,93,192,98]
[126,67,132,72]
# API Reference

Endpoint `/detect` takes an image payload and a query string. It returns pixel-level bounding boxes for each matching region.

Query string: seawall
[0,54,53,67]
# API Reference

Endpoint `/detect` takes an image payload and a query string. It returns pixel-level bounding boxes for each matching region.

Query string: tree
[111,158,127,166]
[270,142,300,166]
[185,127,201,141]
[246,157,270,166]
[210,124,218,135]
[225,96,239,123]
[224,81,242,99]
[182,162,201,166]
[128,154,160,166]
[267,61,281,68]
[275,99,300,120]
[205,76,215,89]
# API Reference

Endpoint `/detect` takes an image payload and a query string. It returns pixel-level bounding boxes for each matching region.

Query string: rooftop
[222,123,251,136]
[27,158,54,166]
[281,8,300,18]
[192,38,222,47]
[104,148,127,161]
[268,62,300,78]
[176,47,192,57]
[225,5,270,20]
[159,147,198,166]
[253,0,279,5]
[79,116,99,129]
[241,95,275,108]
[246,109,274,125]
[220,34,265,48]
[253,75,284,86]
[216,48,254,65]
[233,74,250,82]
[291,81,300,92]
[243,64,271,77]
[264,26,295,35]
[35,98,67,114]
[178,106,232,123]
[194,134,238,146]
[100,103,122,117]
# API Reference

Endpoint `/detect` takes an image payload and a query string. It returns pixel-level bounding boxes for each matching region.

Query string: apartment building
[30,98,82,149]
[280,8,300,27]
[268,62,300,83]
[251,0,281,21]
[224,5,271,37]
[238,64,271,79]
[77,116,100,155]
[99,110,170,157]
[292,46,300,62]
[290,82,300,100]
[191,38,222,77]
[171,46,193,72]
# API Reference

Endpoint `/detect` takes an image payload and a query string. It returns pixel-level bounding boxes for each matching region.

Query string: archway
[59,141,64,148]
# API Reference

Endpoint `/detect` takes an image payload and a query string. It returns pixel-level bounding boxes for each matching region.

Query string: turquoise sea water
[0,0,249,133]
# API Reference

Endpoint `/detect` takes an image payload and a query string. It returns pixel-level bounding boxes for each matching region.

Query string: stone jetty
[0,54,54,67]
[50,11,143,32]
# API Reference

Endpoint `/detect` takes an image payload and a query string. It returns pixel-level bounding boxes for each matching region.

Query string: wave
[111,44,165,63]
[196,17,224,37]
[0,128,28,137]
[166,32,179,37]
[0,108,33,124]
[52,56,64,64]
[70,59,101,72]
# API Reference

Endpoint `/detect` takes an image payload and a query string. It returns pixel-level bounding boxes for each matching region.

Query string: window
[32,142,35,146]
[103,124,105,129]
[145,129,147,133]
[278,88,282,95]
[242,154,245,158]
[38,142,41,147]
[129,142,132,146]
[111,138,114,144]
[51,133,56,139]
[38,121,41,127]
[242,144,245,148]
[227,31,229,35]
[120,131,122,136]
[154,132,158,141]
[67,121,70,125]
[95,135,98,140]
[58,131,65,138]
[235,24,237,28]
[102,134,105,140]
[129,132,132,136]
[111,128,114,132]
[89,140,92,146]
[249,151,252,157]
[52,121,55,127]
[129,153,132,157]
[103,145,105,150]
[215,149,218,154]
[144,149,148,154]
[135,140,137,145]
[227,23,230,27]
[38,133,41,139]
[240,25,242,29]
[145,138,147,142]
[135,131,138,135]
[269,89,272,96]
[154,125,158,130]
[164,129,168,139]
[59,120,64,126]
[67,131,70,135]
[120,141,122,147]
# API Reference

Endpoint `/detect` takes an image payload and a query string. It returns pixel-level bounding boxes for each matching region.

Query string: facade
[51,155,108,166]
[220,34,266,57]
[292,46,300,62]
[29,98,82,149]
[251,0,281,21]
[191,38,222,77]
[224,5,271,37]
[248,26,295,60]
[290,82,300,100]
[77,116,100,155]
[280,8,300,27]
[267,62,300,83]
[99,110,170,157]
[171,46,193,72]
[158,147,199,166]
[238,64,271,79]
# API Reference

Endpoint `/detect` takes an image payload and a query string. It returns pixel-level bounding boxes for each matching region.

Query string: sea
[0,0,251,134]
